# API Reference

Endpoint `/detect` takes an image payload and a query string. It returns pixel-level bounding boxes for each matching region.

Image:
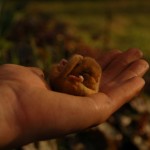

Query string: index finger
[97,50,121,69]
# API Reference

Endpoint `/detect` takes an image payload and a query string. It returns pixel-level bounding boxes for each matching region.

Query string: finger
[114,59,149,83]
[101,48,143,85]
[100,59,149,91]
[97,50,122,69]
[28,67,44,78]
[107,77,145,112]
[93,77,145,123]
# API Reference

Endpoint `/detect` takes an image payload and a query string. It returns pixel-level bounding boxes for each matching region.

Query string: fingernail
[127,48,143,57]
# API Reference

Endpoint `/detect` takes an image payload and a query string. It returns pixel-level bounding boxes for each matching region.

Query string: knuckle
[118,59,129,67]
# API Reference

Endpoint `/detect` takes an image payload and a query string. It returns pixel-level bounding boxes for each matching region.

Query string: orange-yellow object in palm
[49,54,102,96]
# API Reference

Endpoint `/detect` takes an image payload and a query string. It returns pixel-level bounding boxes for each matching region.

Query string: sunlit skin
[0,48,149,149]
[49,54,102,96]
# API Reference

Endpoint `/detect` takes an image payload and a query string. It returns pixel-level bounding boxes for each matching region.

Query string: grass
[24,1,150,53]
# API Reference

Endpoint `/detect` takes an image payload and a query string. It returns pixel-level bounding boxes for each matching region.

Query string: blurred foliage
[0,1,150,150]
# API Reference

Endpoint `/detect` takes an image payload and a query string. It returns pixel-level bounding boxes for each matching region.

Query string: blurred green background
[0,0,150,150]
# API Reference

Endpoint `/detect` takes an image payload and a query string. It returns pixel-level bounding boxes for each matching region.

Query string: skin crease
[49,54,102,96]
[0,48,149,149]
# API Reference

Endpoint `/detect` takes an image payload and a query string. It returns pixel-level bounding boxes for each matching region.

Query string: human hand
[0,48,149,149]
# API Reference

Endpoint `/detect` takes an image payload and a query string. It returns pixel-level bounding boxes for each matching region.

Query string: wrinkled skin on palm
[49,54,102,96]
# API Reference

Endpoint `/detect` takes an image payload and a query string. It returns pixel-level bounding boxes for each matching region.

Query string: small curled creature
[49,54,102,96]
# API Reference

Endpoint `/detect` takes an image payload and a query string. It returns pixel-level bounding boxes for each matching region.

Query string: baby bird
[49,54,102,96]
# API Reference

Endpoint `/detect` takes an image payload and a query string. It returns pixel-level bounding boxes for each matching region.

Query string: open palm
[0,48,149,149]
